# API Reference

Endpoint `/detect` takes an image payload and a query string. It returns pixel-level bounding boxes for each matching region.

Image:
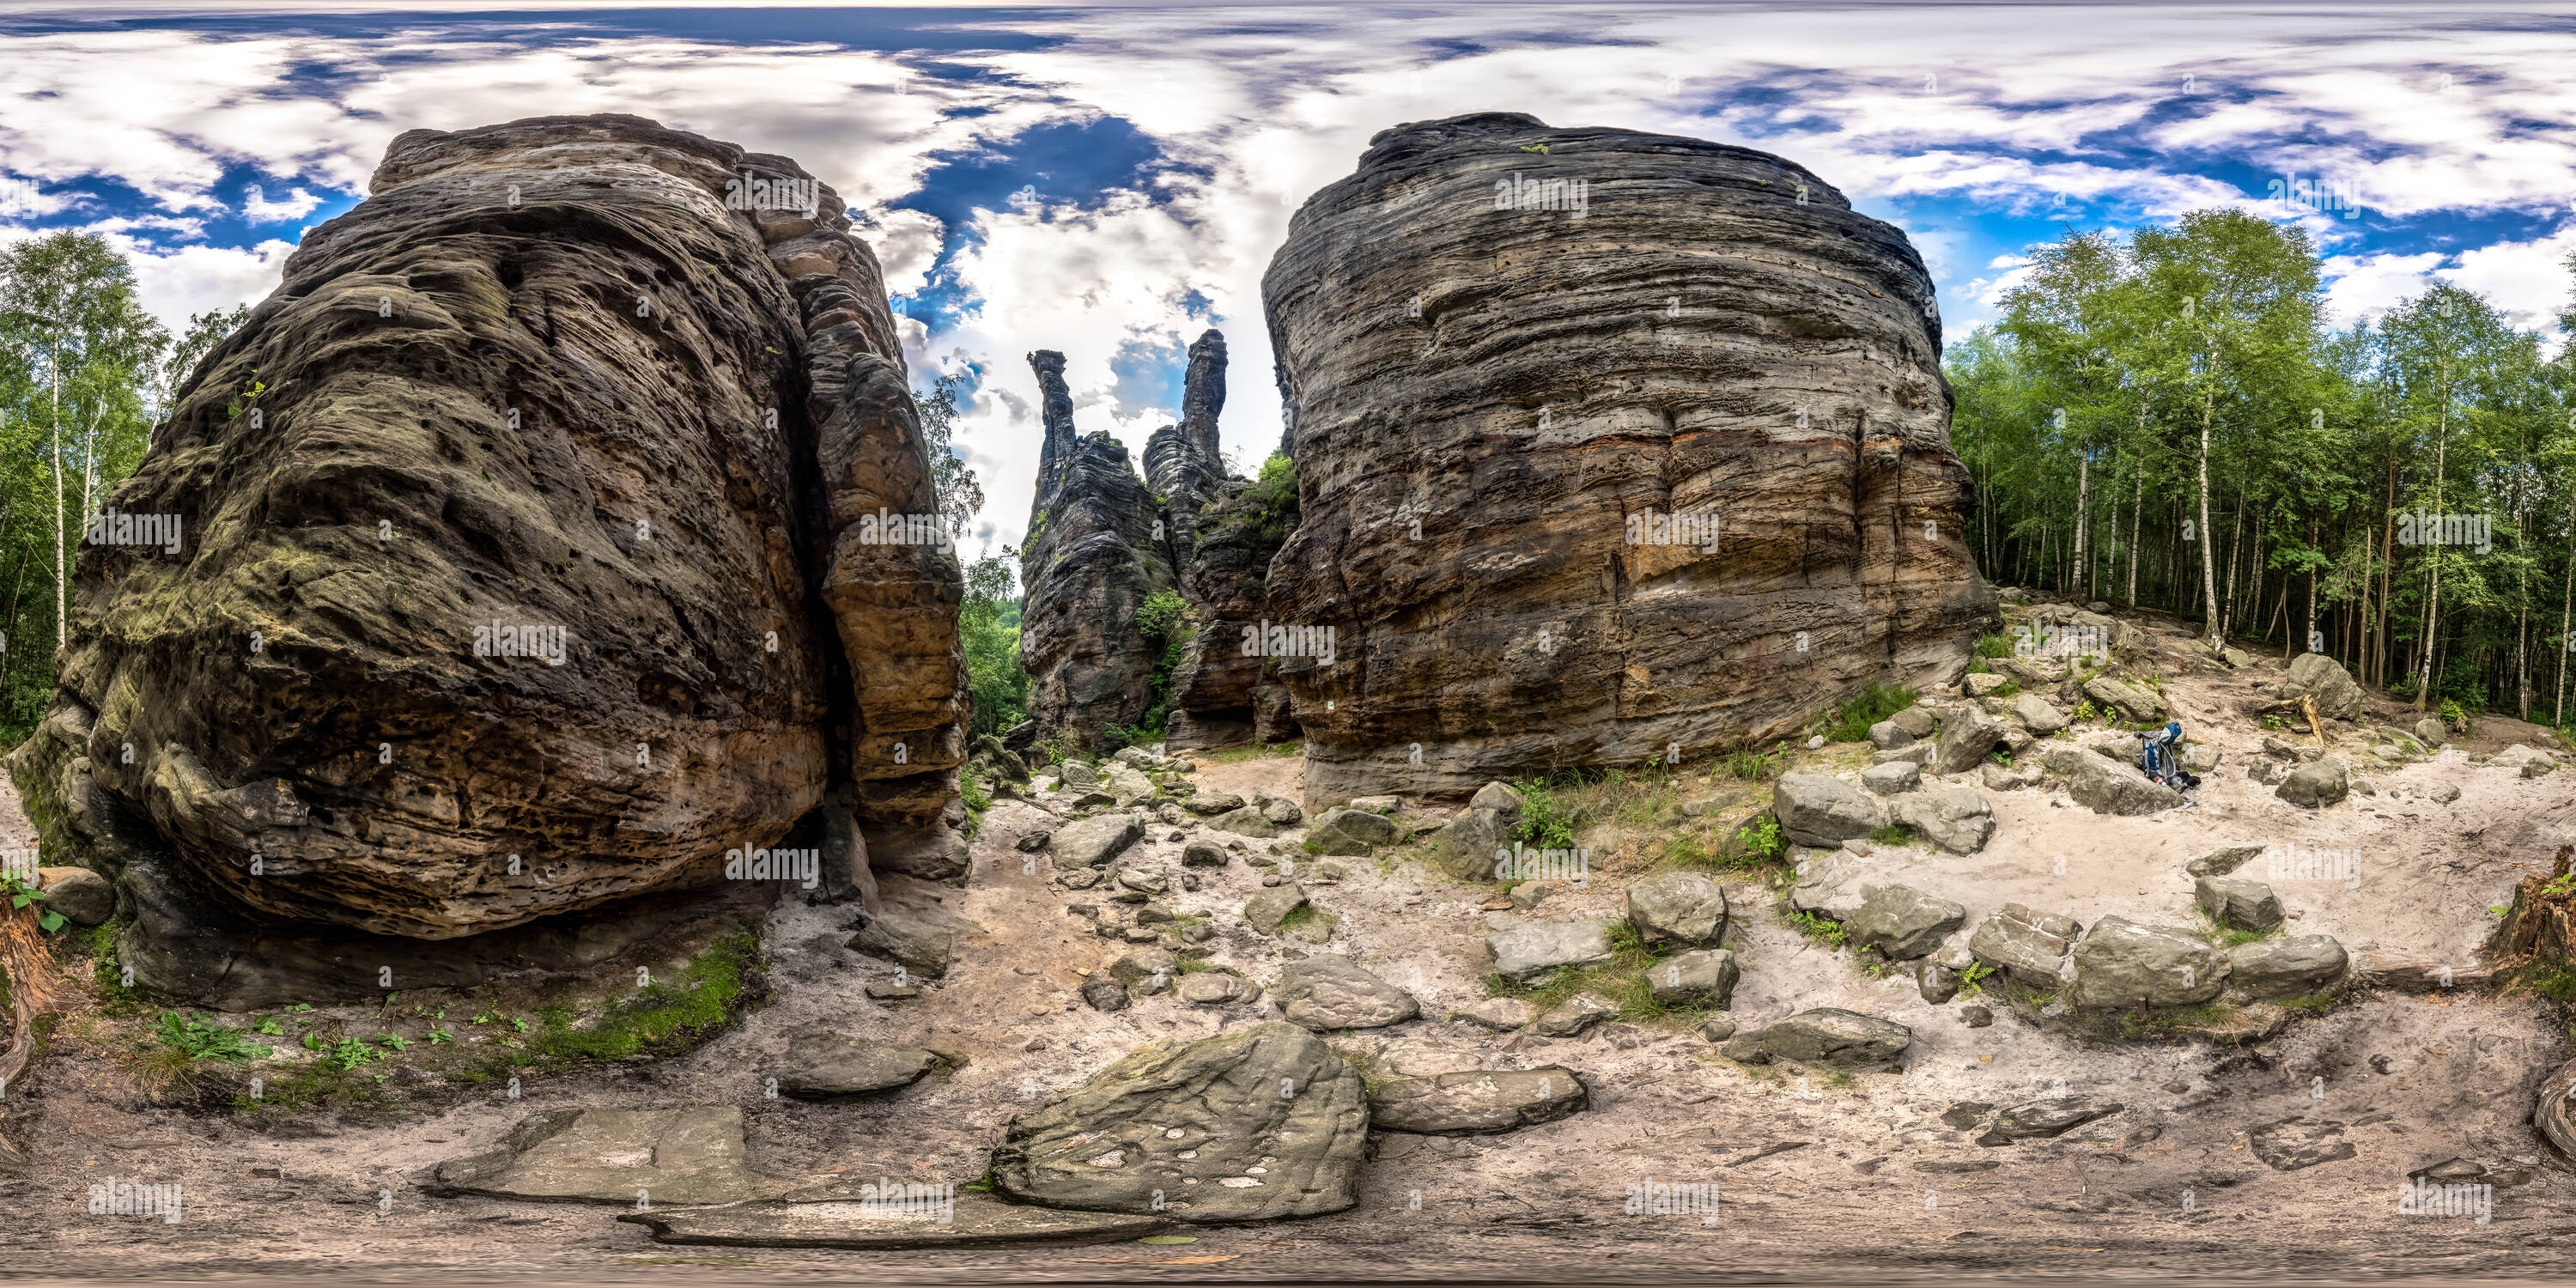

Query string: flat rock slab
[1486,919,1615,982]
[430,1107,756,1206]
[1369,1066,1589,1135]
[1272,956,1419,1030]
[773,1029,944,1097]
[2251,1117,2355,1171]
[619,1195,1170,1249]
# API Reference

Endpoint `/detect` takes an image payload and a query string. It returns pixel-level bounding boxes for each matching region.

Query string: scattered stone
[2187,845,2265,878]
[1304,806,1394,856]
[2195,876,2285,933]
[1695,1017,1737,1042]
[1104,765,1157,805]
[429,1108,755,1205]
[846,913,956,980]
[1059,762,1102,790]
[1271,957,1420,1030]
[1116,866,1170,896]
[1805,734,1828,750]
[1487,919,1616,983]
[1509,881,1549,912]
[1625,871,1729,946]
[1787,849,1874,920]
[1774,773,1879,848]
[1534,993,1618,1037]
[1181,841,1230,867]
[2012,693,2068,734]
[1890,707,1938,738]
[1940,1101,1993,1130]
[1052,815,1146,869]
[1964,672,2009,697]
[1722,1008,1911,1066]
[1243,883,1310,935]
[1179,971,1259,1005]
[772,1028,944,1097]
[1975,1097,2123,1145]
[2414,717,2447,747]
[1886,787,1996,854]
[1016,830,1053,854]
[1843,884,1966,961]
[2495,744,2558,778]
[1868,720,1917,750]
[1960,1005,1993,1028]
[1206,806,1281,839]
[1978,762,2041,792]
[2069,915,2225,1008]
[2277,758,2350,808]
[1861,761,1921,796]
[865,981,921,1001]
[2228,935,2349,998]
[1645,949,1739,1006]
[1108,947,1180,989]
[1449,997,1538,1031]
[2432,784,2461,804]
[1370,1066,1588,1135]
[1259,795,1305,826]
[1433,781,1525,881]
[989,1023,1366,1220]
[1872,744,1935,768]
[2249,1117,2356,1171]
[1184,791,1247,817]
[2221,647,2251,669]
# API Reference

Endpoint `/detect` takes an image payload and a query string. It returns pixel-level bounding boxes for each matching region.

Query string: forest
[1947,208,2576,730]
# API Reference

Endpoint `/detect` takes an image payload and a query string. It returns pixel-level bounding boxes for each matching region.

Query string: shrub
[154,1012,272,1063]
[1817,683,1919,744]
[1510,778,1582,848]
[1973,632,2014,659]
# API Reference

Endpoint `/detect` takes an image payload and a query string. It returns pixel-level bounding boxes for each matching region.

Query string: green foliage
[1737,813,1784,862]
[960,549,1029,741]
[1818,683,1918,744]
[1868,823,1917,848]
[3,875,65,933]
[1973,632,2015,659]
[153,1012,271,1062]
[1783,908,1848,950]
[527,930,760,1064]
[322,1037,381,1071]
[913,374,984,542]
[1244,452,1300,546]
[1959,962,1996,996]
[1722,741,1792,781]
[1507,778,1582,848]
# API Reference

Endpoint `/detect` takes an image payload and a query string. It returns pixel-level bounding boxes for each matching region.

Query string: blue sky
[5,1,2572,562]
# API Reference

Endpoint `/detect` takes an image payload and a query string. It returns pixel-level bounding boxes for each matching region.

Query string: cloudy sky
[4,1,2571,564]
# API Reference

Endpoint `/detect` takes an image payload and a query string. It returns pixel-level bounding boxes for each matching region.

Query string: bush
[1510,778,1582,848]
[1817,683,1918,744]
[1244,453,1299,546]
[153,1012,272,1063]
[1973,632,2015,659]
[1722,741,1790,781]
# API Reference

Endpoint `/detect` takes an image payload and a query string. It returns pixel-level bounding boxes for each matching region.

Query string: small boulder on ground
[2494,744,2559,778]
[1486,919,1615,983]
[1433,781,1524,881]
[2277,757,2350,808]
[2012,693,2068,734]
[1868,720,1917,750]
[1080,977,1131,1011]
[1449,996,1537,1030]
[1932,712,2014,775]
[2081,676,2167,723]
[1645,949,1739,1006]
[772,1028,945,1097]
[1976,1097,2125,1146]
[1774,773,1879,848]
[1181,840,1230,867]
[1843,884,1966,960]
[1206,806,1282,839]
[1243,882,1309,934]
[1369,1066,1588,1135]
[1787,849,1874,920]
[1271,957,1420,1030]
[1886,787,1995,854]
[1179,971,1260,1005]
[1184,791,1246,816]
[2195,876,2285,933]
[1964,672,2009,697]
[847,912,957,979]
[2187,845,2264,878]
[1968,905,2077,987]
[2228,935,2349,998]
[2045,744,2183,816]
[1890,706,1938,738]
[1259,795,1304,825]
[1052,815,1146,869]
[1534,993,1618,1037]
[2276,653,2366,720]
[34,866,113,926]
[1722,1008,1911,1066]
[2414,717,2447,747]
[2069,915,2226,1008]
[1305,806,1397,856]
[1861,761,1921,796]
[1625,871,1728,946]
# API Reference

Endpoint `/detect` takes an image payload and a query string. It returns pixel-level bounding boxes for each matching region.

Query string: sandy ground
[5,612,2576,1283]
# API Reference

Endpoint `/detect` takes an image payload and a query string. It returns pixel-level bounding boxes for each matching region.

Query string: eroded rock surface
[1261,112,1990,801]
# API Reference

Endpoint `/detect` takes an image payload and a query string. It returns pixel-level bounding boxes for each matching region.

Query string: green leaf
[37,910,66,933]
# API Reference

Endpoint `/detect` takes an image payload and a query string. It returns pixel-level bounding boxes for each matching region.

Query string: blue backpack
[2137,721,2199,793]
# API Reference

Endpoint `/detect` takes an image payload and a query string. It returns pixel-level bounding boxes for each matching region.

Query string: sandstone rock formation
[1261,112,1993,800]
[8,114,963,999]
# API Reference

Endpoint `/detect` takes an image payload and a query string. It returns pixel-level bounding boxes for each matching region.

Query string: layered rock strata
[9,113,963,999]
[1261,112,1993,799]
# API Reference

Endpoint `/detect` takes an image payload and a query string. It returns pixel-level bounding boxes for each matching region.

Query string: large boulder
[1774,774,1879,848]
[2044,744,2182,816]
[2494,744,2560,778]
[8,116,965,984]
[1645,948,1739,1006]
[1932,712,2014,775]
[1842,884,1965,960]
[988,1022,1368,1221]
[1369,1066,1588,1135]
[1051,815,1145,870]
[1433,782,1524,880]
[2011,693,2068,734]
[1270,957,1420,1030]
[2068,915,2227,1008]
[1305,805,1398,856]
[2228,935,2348,998]
[1625,871,1728,946]
[2194,876,2285,933]
[1886,787,1994,854]
[2081,676,2167,723]
[1787,848,1874,920]
[1261,112,1990,801]
[2276,652,2366,721]
[1722,1008,1911,1066]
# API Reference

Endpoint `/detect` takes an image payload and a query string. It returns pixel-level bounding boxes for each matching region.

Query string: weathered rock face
[1017,350,1175,747]
[8,115,963,975]
[1261,112,1991,800]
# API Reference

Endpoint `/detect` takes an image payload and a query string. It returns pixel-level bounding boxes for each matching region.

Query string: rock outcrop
[1261,111,1992,800]
[7,114,964,1000]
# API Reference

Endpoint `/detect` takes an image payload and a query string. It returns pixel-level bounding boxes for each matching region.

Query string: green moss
[529,929,764,1064]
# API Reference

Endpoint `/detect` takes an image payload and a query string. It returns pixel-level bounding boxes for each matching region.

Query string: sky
[3,1,2572,565]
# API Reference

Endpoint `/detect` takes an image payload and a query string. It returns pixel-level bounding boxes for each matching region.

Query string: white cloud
[243,185,323,222]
